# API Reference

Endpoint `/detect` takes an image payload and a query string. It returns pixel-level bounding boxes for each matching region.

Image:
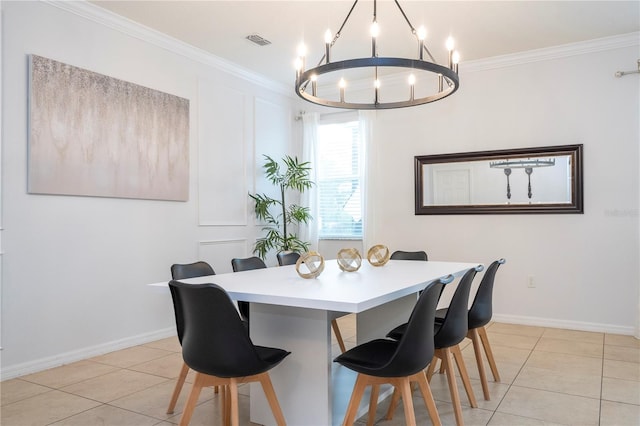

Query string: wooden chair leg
[399,378,417,426]
[257,372,287,426]
[451,345,478,408]
[332,319,347,353]
[179,373,206,426]
[221,385,229,426]
[468,328,490,400]
[478,326,501,382]
[415,371,442,426]
[384,387,401,420]
[441,348,465,426]
[342,374,367,426]
[228,379,239,426]
[167,361,190,414]
[426,355,438,380]
[367,384,379,426]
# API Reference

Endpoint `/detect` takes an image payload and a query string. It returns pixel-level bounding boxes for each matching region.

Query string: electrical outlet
[527,276,536,288]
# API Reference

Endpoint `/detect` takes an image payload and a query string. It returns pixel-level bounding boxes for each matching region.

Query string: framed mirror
[415,144,583,214]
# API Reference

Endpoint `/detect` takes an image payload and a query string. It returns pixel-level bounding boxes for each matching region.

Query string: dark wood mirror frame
[415,144,583,215]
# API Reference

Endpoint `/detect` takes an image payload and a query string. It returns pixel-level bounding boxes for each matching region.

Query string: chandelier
[490,159,556,200]
[294,0,460,110]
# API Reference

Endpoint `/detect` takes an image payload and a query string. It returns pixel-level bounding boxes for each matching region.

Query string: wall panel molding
[198,79,249,226]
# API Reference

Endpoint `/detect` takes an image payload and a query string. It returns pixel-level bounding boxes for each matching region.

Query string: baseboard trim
[1,327,176,381]
[492,314,636,336]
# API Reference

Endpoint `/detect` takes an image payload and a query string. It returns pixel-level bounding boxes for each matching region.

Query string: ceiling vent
[246,34,271,46]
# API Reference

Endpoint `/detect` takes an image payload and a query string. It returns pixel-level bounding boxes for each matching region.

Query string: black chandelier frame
[294,0,460,110]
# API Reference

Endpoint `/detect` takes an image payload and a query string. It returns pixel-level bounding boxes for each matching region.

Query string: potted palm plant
[250,155,314,259]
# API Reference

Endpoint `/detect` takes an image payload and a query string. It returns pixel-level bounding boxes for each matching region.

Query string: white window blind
[317,115,363,239]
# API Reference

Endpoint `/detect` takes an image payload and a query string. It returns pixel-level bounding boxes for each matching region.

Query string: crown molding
[42,0,292,98]
[41,1,638,94]
[328,31,640,94]
[462,32,640,73]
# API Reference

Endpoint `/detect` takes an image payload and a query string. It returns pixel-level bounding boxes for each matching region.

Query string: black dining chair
[334,275,453,426]
[231,256,267,322]
[169,280,290,426]
[167,261,216,415]
[386,266,483,426]
[390,250,428,261]
[276,251,300,267]
[276,251,347,354]
[435,258,506,401]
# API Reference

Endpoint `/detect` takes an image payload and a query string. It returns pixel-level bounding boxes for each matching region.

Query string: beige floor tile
[165,394,258,425]
[1,378,51,406]
[605,333,640,349]
[525,351,603,376]
[21,360,118,388]
[61,369,169,403]
[90,346,174,368]
[367,394,494,426]
[497,386,600,425]
[462,342,532,368]
[128,352,186,379]
[604,344,640,363]
[534,337,603,359]
[603,358,640,381]
[484,330,540,350]
[110,379,215,420]
[488,412,564,425]
[599,400,640,426]
[454,358,523,385]
[487,322,545,338]
[428,372,510,411]
[542,328,604,344]
[144,336,181,352]
[49,404,160,425]
[0,389,101,425]
[601,376,640,405]
[513,365,602,399]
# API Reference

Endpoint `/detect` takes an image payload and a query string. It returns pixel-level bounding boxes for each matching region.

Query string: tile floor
[2,316,639,425]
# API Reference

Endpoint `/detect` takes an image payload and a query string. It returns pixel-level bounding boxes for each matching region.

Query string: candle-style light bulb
[296,41,307,73]
[324,29,332,44]
[339,78,346,103]
[408,74,416,101]
[446,36,455,52]
[294,57,303,81]
[324,29,332,64]
[452,50,460,73]
[446,36,455,68]
[311,74,318,96]
[417,26,427,41]
[374,79,380,104]
[370,21,380,38]
[417,26,427,60]
[370,21,379,57]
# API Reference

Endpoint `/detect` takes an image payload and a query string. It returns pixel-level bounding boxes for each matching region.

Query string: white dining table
[150,259,479,426]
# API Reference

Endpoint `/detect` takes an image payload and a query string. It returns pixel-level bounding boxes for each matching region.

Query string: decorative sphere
[337,248,362,272]
[295,251,325,279]
[367,244,390,267]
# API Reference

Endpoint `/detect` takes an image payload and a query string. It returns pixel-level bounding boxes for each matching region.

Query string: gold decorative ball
[367,244,390,267]
[295,251,325,279]
[337,248,362,272]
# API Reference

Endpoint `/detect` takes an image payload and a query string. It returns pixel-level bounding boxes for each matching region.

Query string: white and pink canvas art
[28,55,189,201]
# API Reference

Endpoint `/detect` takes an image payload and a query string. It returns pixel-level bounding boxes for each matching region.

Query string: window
[316,115,363,239]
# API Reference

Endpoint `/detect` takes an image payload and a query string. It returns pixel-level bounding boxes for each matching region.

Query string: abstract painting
[28,55,189,201]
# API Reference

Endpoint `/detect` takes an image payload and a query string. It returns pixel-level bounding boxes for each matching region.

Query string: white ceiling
[91,1,640,86]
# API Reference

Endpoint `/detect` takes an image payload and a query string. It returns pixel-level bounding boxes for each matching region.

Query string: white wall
[1,1,297,379]
[365,38,639,334]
